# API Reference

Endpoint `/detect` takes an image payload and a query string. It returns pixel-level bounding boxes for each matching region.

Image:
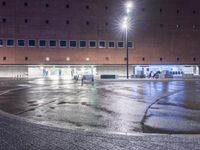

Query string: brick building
[0,0,200,78]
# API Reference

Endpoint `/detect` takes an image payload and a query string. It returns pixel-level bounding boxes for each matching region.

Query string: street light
[122,1,133,79]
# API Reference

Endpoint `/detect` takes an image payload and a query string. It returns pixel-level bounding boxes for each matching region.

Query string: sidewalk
[0,110,200,150]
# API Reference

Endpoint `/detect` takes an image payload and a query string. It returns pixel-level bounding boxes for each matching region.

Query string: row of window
[0,56,198,62]
[1,1,198,15]
[0,39,134,49]
[1,1,109,10]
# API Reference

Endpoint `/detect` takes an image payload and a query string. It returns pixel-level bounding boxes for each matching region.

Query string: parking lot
[0,78,200,134]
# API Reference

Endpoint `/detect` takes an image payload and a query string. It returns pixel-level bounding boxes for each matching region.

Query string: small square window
[66,4,70,8]
[24,2,28,7]
[2,18,6,23]
[108,41,115,48]
[0,39,3,47]
[25,57,28,61]
[117,42,124,48]
[79,40,87,48]
[17,40,25,47]
[69,40,77,48]
[2,1,6,6]
[89,41,96,48]
[28,40,36,47]
[49,40,57,48]
[128,42,133,48]
[99,41,106,48]
[3,57,6,61]
[39,40,46,47]
[7,39,14,47]
[59,40,67,48]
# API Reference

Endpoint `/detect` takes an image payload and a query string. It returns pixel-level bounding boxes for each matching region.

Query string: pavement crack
[141,90,184,132]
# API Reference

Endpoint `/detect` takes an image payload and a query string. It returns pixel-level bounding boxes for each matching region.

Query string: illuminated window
[89,40,96,48]
[49,40,57,48]
[117,42,124,48]
[17,40,25,47]
[59,40,67,48]
[0,40,3,47]
[39,40,46,47]
[28,40,36,47]
[69,40,77,48]
[108,41,115,48]
[80,40,87,48]
[99,41,106,48]
[46,57,50,61]
[6,39,14,47]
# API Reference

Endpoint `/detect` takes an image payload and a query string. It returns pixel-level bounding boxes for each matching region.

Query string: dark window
[105,6,108,10]
[176,9,180,14]
[45,3,49,7]
[118,42,124,48]
[28,40,35,47]
[86,5,89,9]
[80,41,87,48]
[69,41,77,48]
[99,41,106,48]
[24,2,28,7]
[2,1,6,6]
[105,57,109,61]
[193,10,196,14]
[142,57,145,61]
[49,40,57,47]
[177,57,180,61]
[3,57,6,60]
[25,57,28,61]
[86,21,90,25]
[66,4,69,8]
[7,40,14,47]
[160,58,163,61]
[46,20,49,24]
[89,41,96,48]
[2,18,6,23]
[66,20,70,24]
[60,40,67,47]
[108,41,115,48]
[193,57,196,62]
[160,9,163,13]
[0,39,3,47]
[17,40,25,47]
[25,19,28,23]
[142,8,145,12]
[105,22,109,26]
[128,42,133,48]
[39,40,46,47]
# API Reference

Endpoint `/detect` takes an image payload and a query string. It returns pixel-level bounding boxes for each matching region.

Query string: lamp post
[122,1,133,79]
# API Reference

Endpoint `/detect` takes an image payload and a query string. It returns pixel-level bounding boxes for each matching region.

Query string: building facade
[0,0,200,78]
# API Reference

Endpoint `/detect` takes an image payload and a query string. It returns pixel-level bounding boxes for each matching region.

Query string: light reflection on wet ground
[0,78,200,134]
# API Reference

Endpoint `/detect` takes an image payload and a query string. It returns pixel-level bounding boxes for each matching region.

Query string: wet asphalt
[0,78,200,134]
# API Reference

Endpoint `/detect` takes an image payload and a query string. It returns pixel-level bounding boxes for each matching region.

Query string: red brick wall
[0,0,200,65]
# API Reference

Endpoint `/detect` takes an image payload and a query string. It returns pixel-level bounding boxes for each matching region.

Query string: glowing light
[125,1,133,14]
